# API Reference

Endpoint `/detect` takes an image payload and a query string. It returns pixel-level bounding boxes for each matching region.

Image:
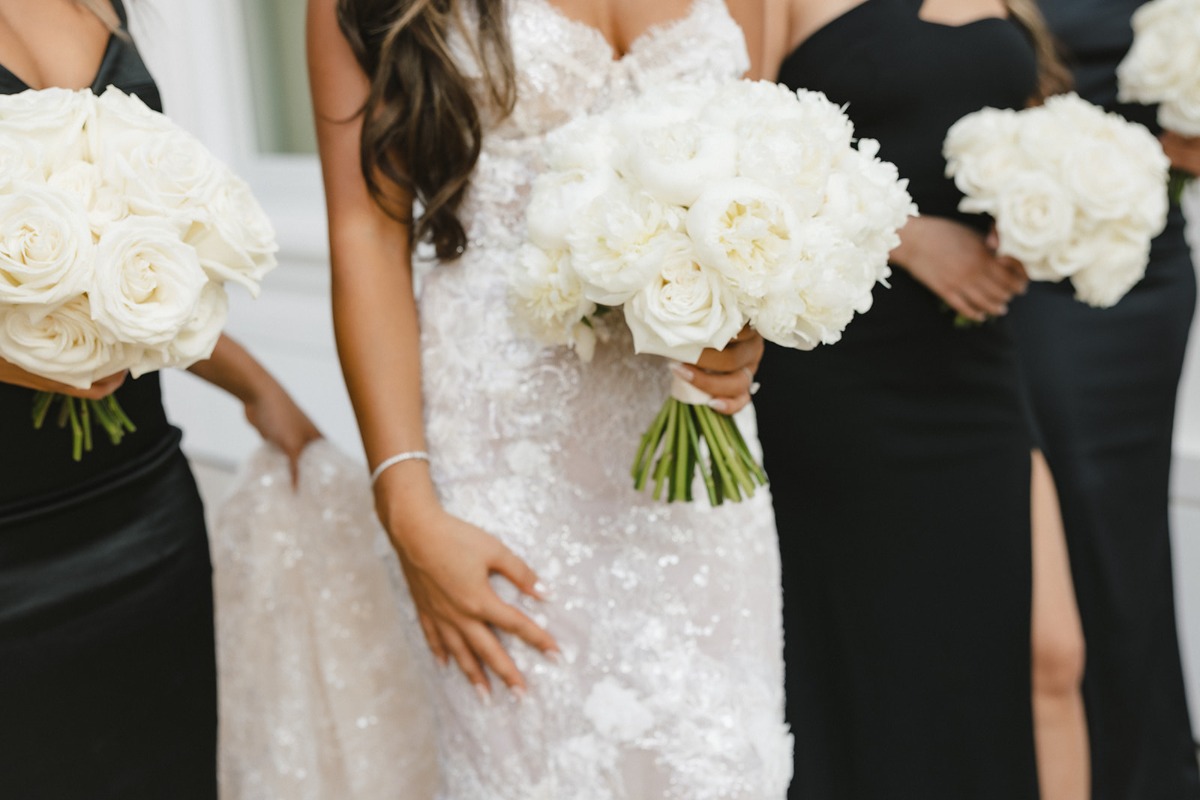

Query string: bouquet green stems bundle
[31,392,137,462]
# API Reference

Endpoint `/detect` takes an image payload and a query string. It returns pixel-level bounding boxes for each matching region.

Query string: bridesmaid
[1009,2,1200,798]
[754,0,1077,797]
[0,2,320,797]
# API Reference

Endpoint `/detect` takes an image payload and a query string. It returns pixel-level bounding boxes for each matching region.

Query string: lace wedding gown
[216,1,791,798]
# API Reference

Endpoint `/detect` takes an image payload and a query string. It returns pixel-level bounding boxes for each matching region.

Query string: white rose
[0,185,94,306]
[992,171,1077,275]
[1160,80,1200,137]
[1060,136,1157,221]
[47,161,102,216]
[1067,229,1153,308]
[91,86,178,157]
[102,129,227,222]
[945,109,1028,199]
[566,184,684,306]
[624,237,744,362]
[1118,0,1200,124]
[0,87,94,167]
[0,134,47,191]
[90,218,208,346]
[185,174,279,295]
[0,295,129,388]
[686,177,801,302]
[526,166,618,251]
[154,281,229,372]
[510,245,596,349]
[87,186,133,234]
[621,119,739,207]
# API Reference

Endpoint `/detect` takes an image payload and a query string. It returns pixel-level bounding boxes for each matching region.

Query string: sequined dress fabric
[214,1,790,798]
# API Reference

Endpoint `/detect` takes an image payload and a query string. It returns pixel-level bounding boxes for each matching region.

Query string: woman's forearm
[187,334,275,404]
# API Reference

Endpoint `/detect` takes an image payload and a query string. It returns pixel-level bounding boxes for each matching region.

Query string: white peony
[525,167,619,251]
[687,177,801,302]
[90,217,208,346]
[509,245,596,354]
[624,236,745,362]
[0,295,130,388]
[0,185,94,306]
[567,184,684,306]
[621,119,739,207]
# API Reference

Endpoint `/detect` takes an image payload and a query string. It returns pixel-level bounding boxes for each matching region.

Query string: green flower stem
[706,407,756,496]
[673,398,690,503]
[652,400,679,501]
[694,403,741,503]
[633,399,673,489]
[1170,169,1191,206]
[31,392,138,462]
[727,416,769,485]
[684,405,720,506]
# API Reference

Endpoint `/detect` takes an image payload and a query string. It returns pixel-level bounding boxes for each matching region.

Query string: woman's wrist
[373,459,441,544]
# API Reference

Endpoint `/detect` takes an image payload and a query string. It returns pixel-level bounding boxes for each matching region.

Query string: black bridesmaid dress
[755,2,1040,797]
[0,4,218,798]
[1009,2,1200,798]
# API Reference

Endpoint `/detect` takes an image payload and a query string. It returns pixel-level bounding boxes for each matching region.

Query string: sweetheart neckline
[527,0,710,64]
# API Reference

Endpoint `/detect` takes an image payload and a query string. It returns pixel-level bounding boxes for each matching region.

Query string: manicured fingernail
[707,399,729,413]
[512,686,528,702]
[546,649,562,665]
[533,581,551,600]
[749,382,762,396]
[475,684,492,706]
[670,363,695,382]
[999,306,1009,315]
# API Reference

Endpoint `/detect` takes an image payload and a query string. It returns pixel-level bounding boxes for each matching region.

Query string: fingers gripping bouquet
[944,93,1170,309]
[513,80,915,505]
[1116,0,1200,199]
[0,87,277,459]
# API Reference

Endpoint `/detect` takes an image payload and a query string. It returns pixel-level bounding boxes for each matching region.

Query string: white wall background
[128,0,1200,735]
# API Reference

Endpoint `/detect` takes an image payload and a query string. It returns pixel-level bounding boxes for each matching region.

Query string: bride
[306,0,791,795]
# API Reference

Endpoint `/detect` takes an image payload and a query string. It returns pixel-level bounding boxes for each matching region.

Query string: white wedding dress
[215,1,791,798]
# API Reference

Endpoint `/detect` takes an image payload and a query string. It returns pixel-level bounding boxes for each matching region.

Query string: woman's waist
[0,377,178,512]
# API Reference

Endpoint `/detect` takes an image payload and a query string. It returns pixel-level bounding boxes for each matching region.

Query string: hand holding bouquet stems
[0,87,277,459]
[514,80,915,504]
[1116,0,1200,201]
[944,93,1169,310]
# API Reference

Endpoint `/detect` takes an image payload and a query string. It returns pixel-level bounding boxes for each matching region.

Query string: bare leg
[1031,450,1090,800]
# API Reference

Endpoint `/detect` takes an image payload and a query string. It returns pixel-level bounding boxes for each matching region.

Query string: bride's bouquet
[513,80,915,505]
[944,93,1169,309]
[0,87,276,459]
[1116,0,1200,199]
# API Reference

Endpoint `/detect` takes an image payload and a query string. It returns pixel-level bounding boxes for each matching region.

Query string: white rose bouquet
[0,86,277,459]
[1116,0,1200,199]
[513,80,915,505]
[943,93,1169,310]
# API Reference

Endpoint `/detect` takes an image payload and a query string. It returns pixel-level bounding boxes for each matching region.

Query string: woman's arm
[0,358,126,398]
[187,334,322,482]
[1161,131,1200,177]
[306,0,557,697]
[890,216,1028,322]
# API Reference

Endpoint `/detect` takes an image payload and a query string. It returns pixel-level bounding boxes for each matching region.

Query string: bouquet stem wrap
[631,370,768,505]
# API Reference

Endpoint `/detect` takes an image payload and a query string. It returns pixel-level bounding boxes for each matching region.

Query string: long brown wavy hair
[77,0,123,31]
[336,0,516,259]
[1004,0,1073,100]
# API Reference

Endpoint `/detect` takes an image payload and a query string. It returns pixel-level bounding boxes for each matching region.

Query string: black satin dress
[756,2,1039,797]
[0,4,218,798]
[1009,3,1200,798]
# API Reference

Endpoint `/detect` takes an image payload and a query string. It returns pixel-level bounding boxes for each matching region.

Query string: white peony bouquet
[513,80,915,505]
[1116,0,1200,199]
[0,86,277,459]
[944,93,1170,309]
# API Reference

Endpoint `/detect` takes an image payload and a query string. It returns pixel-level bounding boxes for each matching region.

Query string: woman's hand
[675,327,764,416]
[892,216,1028,322]
[1161,130,1200,176]
[0,357,127,399]
[243,382,323,485]
[379,479,560,699]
